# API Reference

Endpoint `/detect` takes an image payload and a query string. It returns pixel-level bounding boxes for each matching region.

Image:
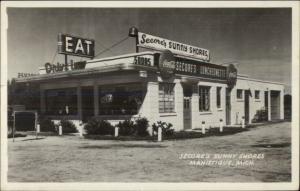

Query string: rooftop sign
[44,60,86,74]
[58,33,95,58]
[137,32,210,62]
[226,64,238,88]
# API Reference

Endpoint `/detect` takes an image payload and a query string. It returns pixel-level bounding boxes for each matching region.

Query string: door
[270,91,280,120]
[244,90,250,124]
[226,88,231,125]
[183,97,191,130]
[264,91,269,120]
[81,86,94,121]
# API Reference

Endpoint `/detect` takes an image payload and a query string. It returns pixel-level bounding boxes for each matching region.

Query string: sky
[7,8,291,91]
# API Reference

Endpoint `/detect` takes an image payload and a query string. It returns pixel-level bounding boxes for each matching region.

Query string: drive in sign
[137,32,210,62]
[58,33,95,58]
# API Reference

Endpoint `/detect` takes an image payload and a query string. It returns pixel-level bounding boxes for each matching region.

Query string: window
[255,90,260,99]
[217,87,222,108]
[237,89,243,99]
[159,83,175,113]
[45,88,77,115]
[99,84,144,115]
[199,86,211,111]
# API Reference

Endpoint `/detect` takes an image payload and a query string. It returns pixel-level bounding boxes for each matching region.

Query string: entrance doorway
[244,90,251,124]
[183,85,193,130]
[270,90,280,120]
[226,88,231,125]
[264,91,269,120]
[183,97,191,130]
[81,86,94,122]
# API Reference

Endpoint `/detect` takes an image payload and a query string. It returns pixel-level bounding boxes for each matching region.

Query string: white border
[1,1,299,191]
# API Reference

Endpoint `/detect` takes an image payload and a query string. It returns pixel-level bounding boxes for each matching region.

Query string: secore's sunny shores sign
[137,32,210,62]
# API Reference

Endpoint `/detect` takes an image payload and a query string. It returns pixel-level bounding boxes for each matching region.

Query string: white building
[16,50,284,132]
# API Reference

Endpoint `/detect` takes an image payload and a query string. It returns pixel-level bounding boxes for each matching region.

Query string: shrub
[84,118,114,135]
[39,117,56,132]
[252,108,268,123]
[152,121,174,136]
[60,120,78,133]
[117,120,135,136]
[134,117,149,137]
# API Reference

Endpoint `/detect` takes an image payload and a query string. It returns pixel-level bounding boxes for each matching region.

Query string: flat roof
[15,51,285,86]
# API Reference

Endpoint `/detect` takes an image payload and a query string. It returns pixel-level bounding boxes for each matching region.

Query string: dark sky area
[7,8,291,91]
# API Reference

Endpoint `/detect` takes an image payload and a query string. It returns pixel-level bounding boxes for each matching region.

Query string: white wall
[191,81,227,129]
[158,79,184,131]
[39,72,285,131]
[231,76,284,124]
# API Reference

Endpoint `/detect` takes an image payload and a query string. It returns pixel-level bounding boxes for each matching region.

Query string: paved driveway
[8,122,291,182]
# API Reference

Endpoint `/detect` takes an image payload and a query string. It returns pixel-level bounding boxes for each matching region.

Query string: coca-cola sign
[159,50,176,79]
[226,64,237,88]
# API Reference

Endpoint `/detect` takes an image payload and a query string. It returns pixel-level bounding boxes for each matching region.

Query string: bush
[152,121,174,136]
[252,108,268,123]
[84,118,114,135]
[39,117,56,132]
[84,117,150,137]
[60,120,78,133]
[117,120,135,136]
[134,117,149,137]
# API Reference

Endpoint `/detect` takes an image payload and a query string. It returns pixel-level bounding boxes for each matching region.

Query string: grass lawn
[8,122,291,182]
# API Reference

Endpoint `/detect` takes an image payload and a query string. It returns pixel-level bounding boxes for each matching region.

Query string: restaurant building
[15,28,284,131]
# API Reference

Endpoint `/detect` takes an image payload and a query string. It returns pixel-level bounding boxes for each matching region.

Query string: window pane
[45,88,78,115]
[159,83,175,113]
[99,84,143,115]
[255,90,260,99]
[199,86,210,111]
[237,89,243,99]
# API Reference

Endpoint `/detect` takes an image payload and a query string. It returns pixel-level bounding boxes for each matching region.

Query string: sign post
[201,121,206,134]
[65,54,68,66]
[12,111,15,142]
[158,127,162,142]
[114,126,119,137]
[242,116,245,128]
[128,27,139,53]
[219,119,223,132]
[35,112,38,139]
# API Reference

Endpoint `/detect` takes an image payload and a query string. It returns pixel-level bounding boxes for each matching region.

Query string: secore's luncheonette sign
[137,32,210,62]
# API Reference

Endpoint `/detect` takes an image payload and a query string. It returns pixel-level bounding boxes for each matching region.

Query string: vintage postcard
[1,1,299,190]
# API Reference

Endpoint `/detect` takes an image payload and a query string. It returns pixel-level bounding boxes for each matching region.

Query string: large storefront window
[159,83,175,113]
[199,86,210,111]
[45,88,78,115]
[99,84,143,115]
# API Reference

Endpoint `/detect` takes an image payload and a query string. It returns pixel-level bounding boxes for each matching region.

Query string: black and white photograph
[1,1,299,190]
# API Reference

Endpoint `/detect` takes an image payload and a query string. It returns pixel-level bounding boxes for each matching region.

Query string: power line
[97,42,115,55]
[51,49,58,65]
[94,36,130,58]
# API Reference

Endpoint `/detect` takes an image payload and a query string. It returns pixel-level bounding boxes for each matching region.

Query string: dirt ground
[8,122,291,182]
